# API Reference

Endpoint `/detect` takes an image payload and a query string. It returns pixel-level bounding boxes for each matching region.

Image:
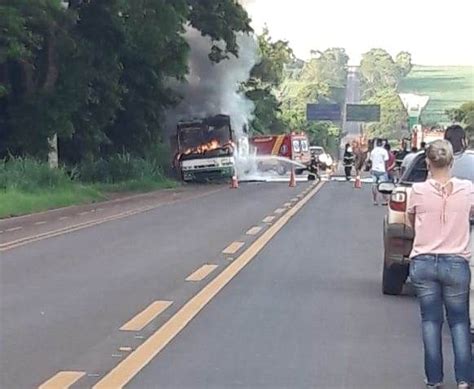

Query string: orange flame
[184,139,221,155]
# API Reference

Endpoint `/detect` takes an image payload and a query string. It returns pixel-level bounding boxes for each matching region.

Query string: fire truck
[249,133,311,175]
[171,115,248,182]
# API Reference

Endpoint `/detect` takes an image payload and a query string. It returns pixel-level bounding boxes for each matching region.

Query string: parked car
[379,150,474,296]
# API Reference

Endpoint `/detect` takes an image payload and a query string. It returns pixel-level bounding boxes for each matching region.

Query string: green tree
[245,28,293,134]
[395,51,413,78]
[187,0,252,62]
[0,0,76,156]
[446,101,474,144]
[363,88,407,138]
[446,101,474,125]
[277,48,347,152]
[0,0,253,161]
[359,49,412,138]
[360,49,400,98]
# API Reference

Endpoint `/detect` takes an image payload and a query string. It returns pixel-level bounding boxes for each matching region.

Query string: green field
[399,66,474,125]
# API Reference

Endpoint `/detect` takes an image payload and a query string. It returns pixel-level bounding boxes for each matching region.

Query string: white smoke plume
[167,26,260,139]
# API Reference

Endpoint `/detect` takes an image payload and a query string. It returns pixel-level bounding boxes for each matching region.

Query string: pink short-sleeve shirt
[407,178,474,260]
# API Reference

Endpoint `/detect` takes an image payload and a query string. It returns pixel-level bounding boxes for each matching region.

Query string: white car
[310,146,333,170]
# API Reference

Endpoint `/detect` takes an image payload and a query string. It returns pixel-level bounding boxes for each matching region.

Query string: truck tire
[382,262,408,295]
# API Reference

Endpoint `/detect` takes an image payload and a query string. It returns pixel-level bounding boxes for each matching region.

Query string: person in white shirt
[369,139,389,205]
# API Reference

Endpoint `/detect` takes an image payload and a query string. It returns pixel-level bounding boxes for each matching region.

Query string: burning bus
[172,114,246,182]
[249,133,311,175]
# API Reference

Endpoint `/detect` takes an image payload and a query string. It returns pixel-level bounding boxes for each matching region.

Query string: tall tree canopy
[359,48,412,138]
[0,0,252,161]
[446,101,474,145]
[278,48,348,150]
[245,28,293,134]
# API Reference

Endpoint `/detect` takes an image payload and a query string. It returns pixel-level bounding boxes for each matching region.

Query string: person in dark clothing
[308,156,319,179]
[343,143,355,181]
[444,124,467,153]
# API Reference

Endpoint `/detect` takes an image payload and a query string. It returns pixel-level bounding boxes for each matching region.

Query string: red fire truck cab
[249,133,311,175]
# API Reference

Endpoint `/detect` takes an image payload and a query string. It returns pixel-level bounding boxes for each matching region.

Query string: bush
[145,142,173,172]
[78,153,168,184]
[0,157,74,192]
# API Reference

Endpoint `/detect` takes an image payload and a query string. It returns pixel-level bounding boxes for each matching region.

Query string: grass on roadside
[94,177,178,193]
[0,186,104,218]
[0,155,178,218]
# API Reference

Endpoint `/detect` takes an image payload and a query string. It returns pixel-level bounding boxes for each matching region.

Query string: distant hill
[399,66,474,125]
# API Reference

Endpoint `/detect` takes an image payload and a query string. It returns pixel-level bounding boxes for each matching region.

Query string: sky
[243,0,474,66]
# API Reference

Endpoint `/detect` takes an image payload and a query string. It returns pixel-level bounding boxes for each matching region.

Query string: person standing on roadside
[343,143,355,181]
[353,137,368,178]
[408,140,473,389]
[401,146,419,174]
[368,138,389,205]
[445,124,467,153]
[384,143,396,182]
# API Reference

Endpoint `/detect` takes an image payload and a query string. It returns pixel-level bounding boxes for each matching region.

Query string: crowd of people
[342,124,472,388]
[342,124,469,190]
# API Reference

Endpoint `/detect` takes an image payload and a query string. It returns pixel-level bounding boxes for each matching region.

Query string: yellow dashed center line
[246,226,263,236]
[91,181,325,389]
[186,264,218,282]
[38,371,85,389]
[222,241,245,255]
[120,301,173,332]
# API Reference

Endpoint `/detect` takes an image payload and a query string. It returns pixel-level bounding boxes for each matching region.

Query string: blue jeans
[371,170,388,184]
[410,255,473,385]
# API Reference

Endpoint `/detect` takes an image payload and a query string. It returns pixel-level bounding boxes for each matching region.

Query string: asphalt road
[0,182,312,388]
[0,181,463,388]
[128,182,459,389]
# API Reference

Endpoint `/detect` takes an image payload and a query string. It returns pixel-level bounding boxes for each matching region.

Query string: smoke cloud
[167,27,260,140]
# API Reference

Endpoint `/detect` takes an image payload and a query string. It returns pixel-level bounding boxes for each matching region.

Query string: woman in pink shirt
[408,140,473,388]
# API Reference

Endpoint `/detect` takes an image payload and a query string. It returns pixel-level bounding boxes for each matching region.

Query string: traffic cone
[354,175,362,189]
[230,175,239,189]
[289,168,296,188]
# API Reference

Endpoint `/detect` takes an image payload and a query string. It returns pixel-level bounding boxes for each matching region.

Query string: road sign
[307,104,341,121]
[346,104,381,122]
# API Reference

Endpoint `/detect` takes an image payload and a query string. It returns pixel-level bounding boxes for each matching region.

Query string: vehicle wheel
[276,164,287,176]
[382,262,408,295]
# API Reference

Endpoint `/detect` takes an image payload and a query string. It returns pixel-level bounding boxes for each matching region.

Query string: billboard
[307,104,341,121]
[346,104,381,122]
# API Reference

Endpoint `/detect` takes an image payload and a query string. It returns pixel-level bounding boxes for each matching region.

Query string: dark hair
[446,124,464,132]
[376,138,383,147]
[345,143,351,151]
[384,143,391,151]
[420,142,426,149]
[411,147,418,153]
